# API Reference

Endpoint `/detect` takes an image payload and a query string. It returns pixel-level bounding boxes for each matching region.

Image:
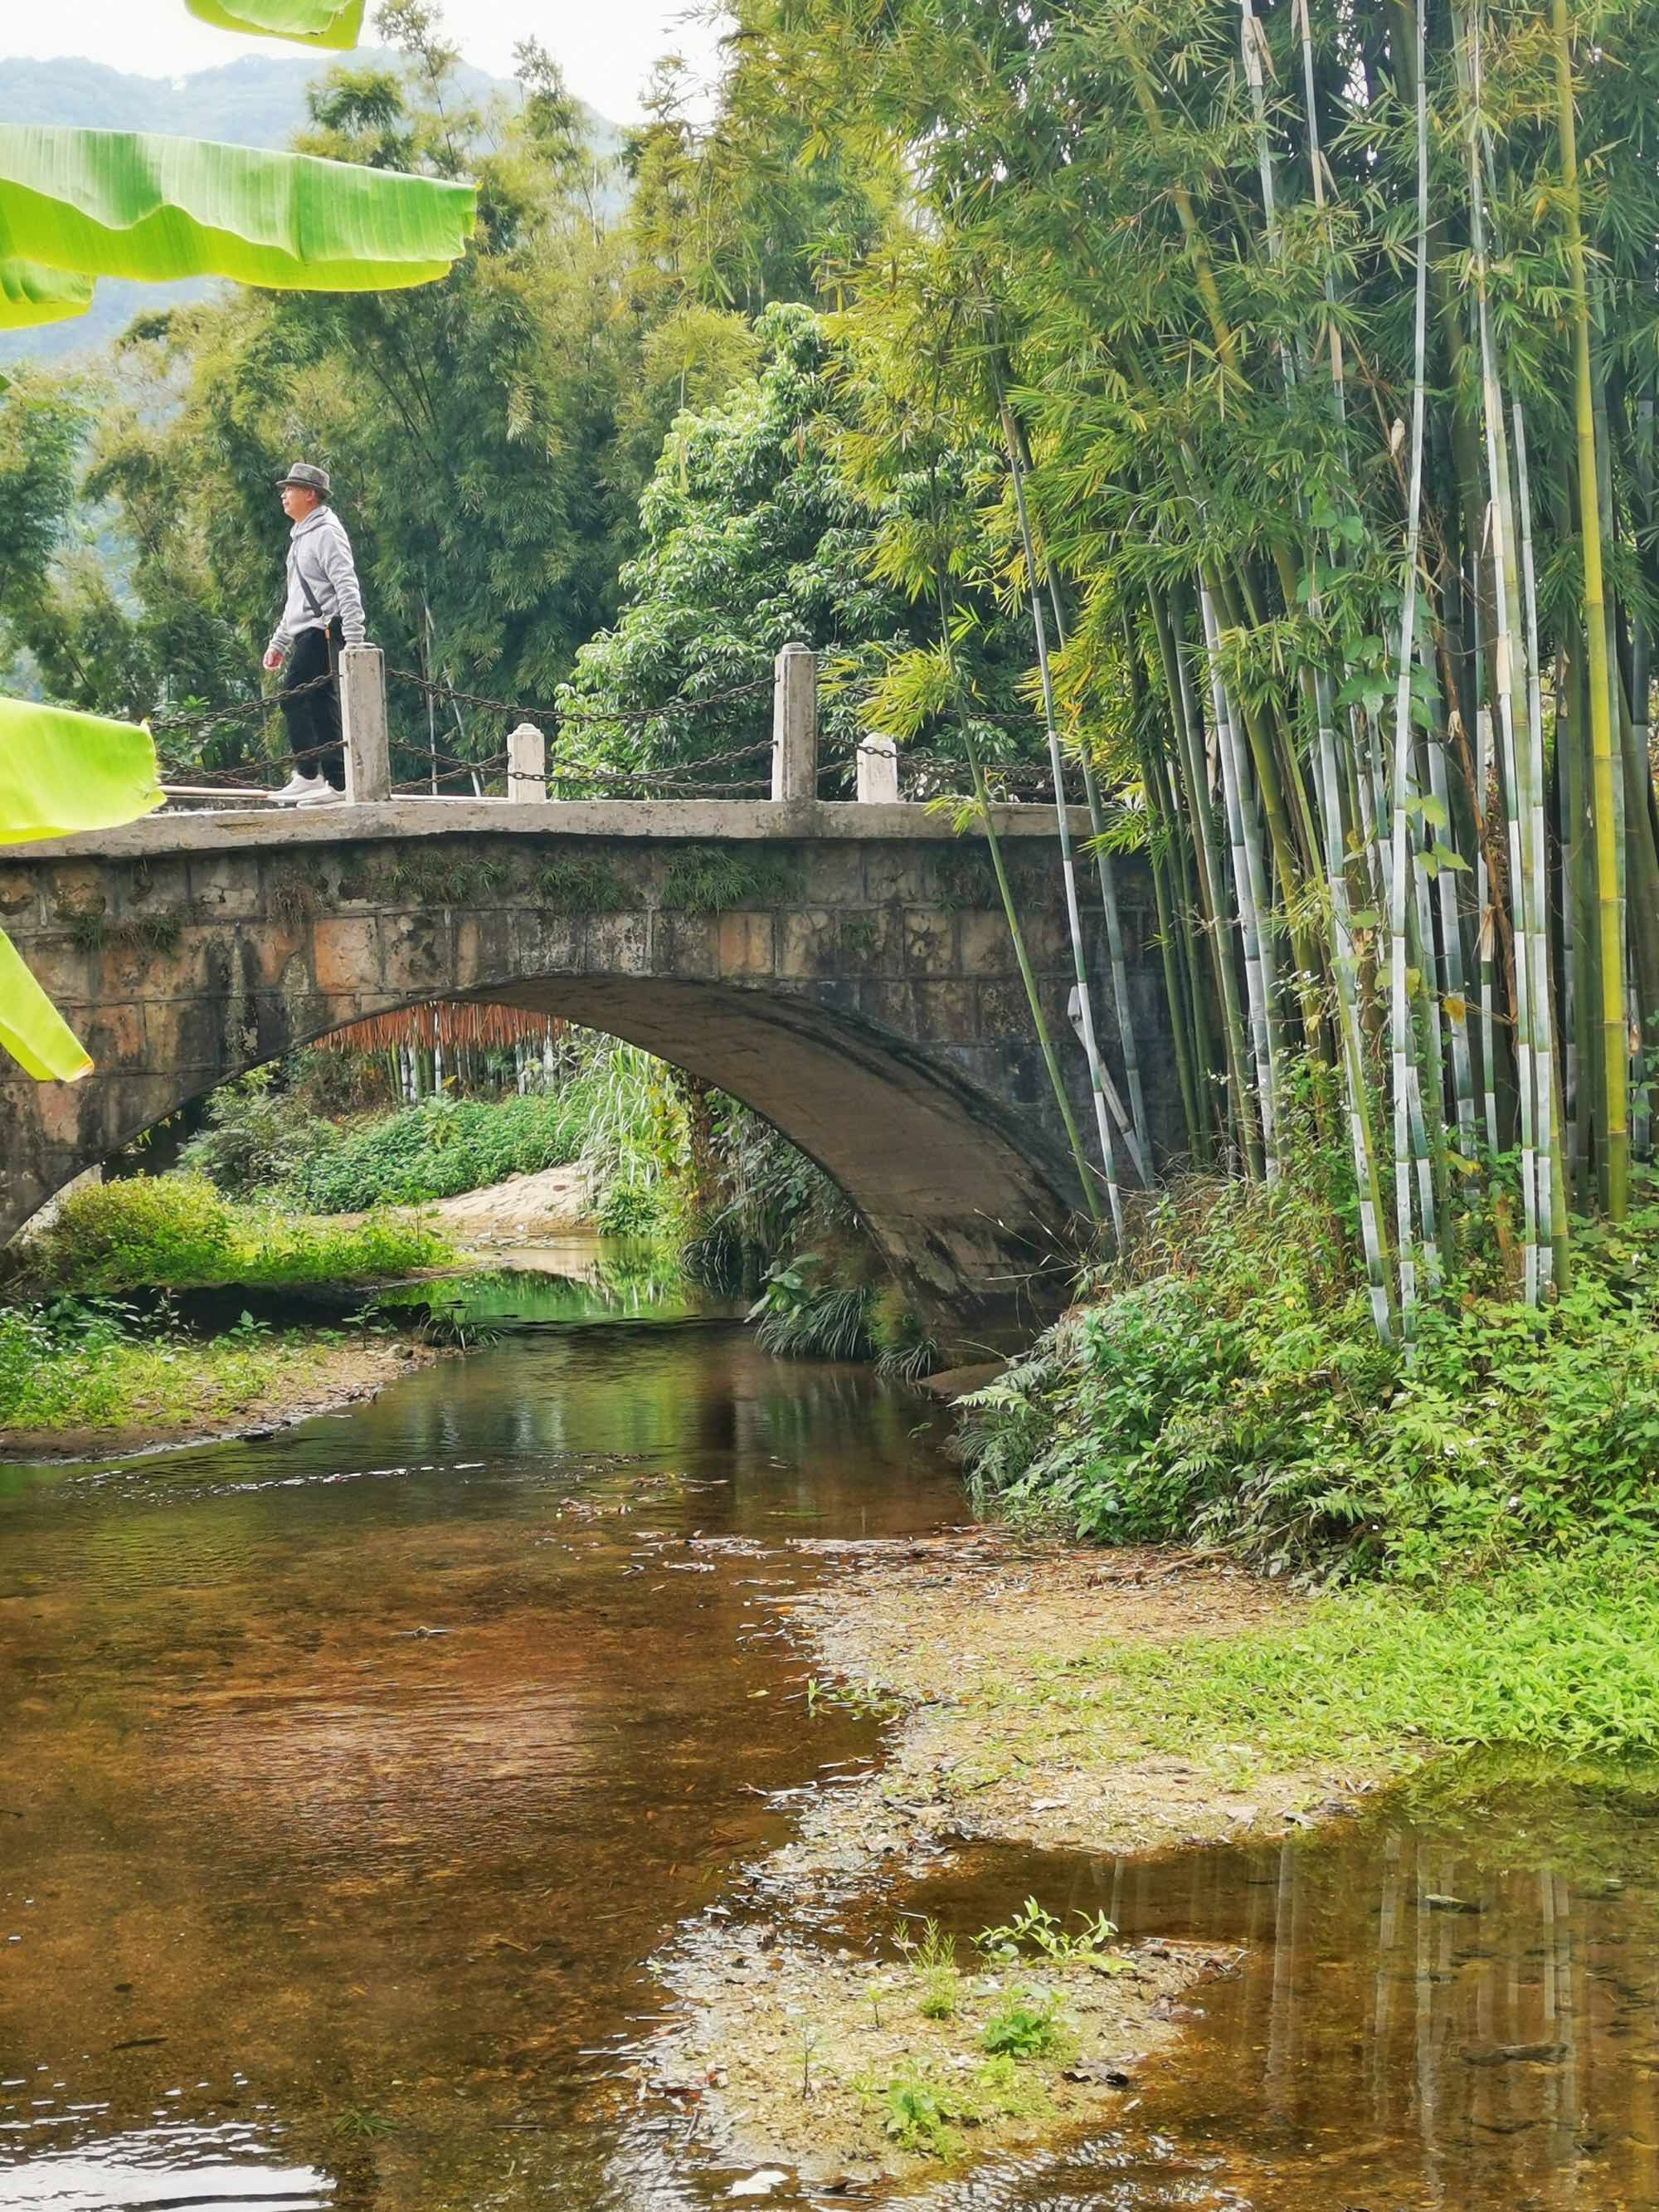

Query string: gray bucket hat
[276,460,331,495]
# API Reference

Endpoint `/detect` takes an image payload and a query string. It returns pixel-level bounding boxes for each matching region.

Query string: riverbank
[0,1328,440,1461]
[641,1510,1659,2185]
[631,1535,1383,2185]
[0,1175,465,1457]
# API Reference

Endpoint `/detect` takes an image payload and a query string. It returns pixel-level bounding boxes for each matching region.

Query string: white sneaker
[274,771,327,803]
[295,781,345,806]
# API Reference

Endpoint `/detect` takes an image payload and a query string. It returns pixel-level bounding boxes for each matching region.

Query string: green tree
[563,300,1037,787]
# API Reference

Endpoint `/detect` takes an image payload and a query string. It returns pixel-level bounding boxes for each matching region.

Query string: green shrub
[960,1158,1659,1582]
[178,1069,339,1196]
[14,1176,450,1294]
[280,1090,587,1211]
[22,1175,241,1291]
[749,1255,873,1359]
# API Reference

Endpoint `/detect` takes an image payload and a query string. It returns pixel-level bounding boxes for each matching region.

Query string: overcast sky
[2,2,727,125]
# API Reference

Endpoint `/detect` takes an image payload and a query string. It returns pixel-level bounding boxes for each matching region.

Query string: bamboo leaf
[183,0,366,45]
[0,127,475,295]
[0,255,93,329]
[0,695,164,844]
[0,927,90,1083]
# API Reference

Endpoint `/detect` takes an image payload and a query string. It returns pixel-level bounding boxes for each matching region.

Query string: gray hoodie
[268,504,367,658]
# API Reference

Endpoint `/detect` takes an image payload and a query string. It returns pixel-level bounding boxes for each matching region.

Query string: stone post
[340,644,390,804]
[771,642,817,802]
[508,722,547,802]
[856,736,900,804]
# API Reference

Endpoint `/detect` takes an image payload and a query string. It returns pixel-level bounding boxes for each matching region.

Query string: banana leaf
[0,696,165,1083]
[0,255,94,330]
[0,928,92,1082]
[0,127,475,295]
[0,695,164,846]
[184,0,367,45]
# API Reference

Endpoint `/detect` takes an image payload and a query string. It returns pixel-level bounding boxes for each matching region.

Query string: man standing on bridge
[264,461,367,806]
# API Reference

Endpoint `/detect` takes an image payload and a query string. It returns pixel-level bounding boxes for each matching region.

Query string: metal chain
[148,668,336,735]
[385,667,770,726]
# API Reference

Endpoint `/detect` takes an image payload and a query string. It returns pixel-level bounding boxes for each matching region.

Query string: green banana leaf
[0,127,475,295]
[184,0,367,45]
[0,928,92,1083]
[0,695,165,845]
[0,255,94,329]
[0,696,165,1083]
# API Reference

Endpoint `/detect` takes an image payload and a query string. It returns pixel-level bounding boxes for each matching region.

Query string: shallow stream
[2,1266,1657,2210]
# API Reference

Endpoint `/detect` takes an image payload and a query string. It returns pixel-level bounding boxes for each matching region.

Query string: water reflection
[373,1241,738,1333]
[8,1297,1659,2210]
[902,1761,1659,2208]
[0,2125,331,2210]
[0,1322,961,2212]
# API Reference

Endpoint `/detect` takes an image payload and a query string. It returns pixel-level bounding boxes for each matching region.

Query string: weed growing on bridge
[533,855,626,912]
[659,846,800,912]
[65,910,184,957]
[378,851,510,907]
[928,852,1001,914]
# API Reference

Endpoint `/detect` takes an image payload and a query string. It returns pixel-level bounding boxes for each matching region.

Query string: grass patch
[659,845,799,912]
[871,2054,1053,2161]
[1092,1551,1659,1767]
[12,1176,452,1296]
[0,1299,387,1438]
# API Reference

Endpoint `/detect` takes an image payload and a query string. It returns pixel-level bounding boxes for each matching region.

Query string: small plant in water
[333,2108,397,2139]
[893,1917,961,2020]
[975,1898,1125,1970]
[980,1993,1060,2059]
[879,2073,958,2158]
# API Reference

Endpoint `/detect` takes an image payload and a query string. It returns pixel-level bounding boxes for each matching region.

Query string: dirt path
[631,1531,1389,2190]
[365,1162,592,1247]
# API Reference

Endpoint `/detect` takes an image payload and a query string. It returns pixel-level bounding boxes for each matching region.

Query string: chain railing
[153,641,1069,813]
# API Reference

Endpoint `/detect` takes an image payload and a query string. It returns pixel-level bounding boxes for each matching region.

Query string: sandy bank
[630,1531,1388,2190]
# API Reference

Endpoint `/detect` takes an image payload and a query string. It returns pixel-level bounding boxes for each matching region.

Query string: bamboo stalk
[999,401,1128,1240]
[1551,0,1628,1216]
[1388,0,1432,1337]
[1152,582,1262,1175]
[1512,403,1560,1290]
[1201,579,1282,1181]
[931,571,1103,1230]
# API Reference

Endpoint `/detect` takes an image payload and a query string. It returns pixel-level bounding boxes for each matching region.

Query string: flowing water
[2,1266,1658,2210]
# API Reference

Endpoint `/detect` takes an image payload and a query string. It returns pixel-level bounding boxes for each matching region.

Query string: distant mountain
[0,52,623,368]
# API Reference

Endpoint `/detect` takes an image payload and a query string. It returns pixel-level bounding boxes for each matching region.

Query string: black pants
[280,619,345,790]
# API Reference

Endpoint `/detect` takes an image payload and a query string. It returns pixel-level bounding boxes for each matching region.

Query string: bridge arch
[0,803,1174,1351]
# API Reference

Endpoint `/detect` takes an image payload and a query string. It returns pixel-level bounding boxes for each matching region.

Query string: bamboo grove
[713,0,1659,1338]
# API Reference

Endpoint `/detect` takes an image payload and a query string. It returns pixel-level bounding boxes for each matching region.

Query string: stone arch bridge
[0,797,1174,1352]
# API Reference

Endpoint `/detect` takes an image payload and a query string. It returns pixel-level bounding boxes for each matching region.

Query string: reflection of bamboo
[1413,1839,1443,2199]
[1373,1830,1402,2122]
[1264,1839,1297,2117]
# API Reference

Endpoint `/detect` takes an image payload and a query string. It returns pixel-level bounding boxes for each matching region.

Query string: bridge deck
[13,797,1092,863]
